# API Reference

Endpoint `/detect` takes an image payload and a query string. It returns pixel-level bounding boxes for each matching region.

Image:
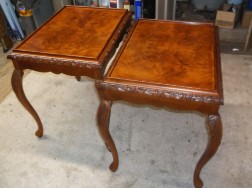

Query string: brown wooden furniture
[8,6,131,137]
[96,19,224,188]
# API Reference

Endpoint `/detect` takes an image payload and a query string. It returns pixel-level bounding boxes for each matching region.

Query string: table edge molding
[96,80,224,105]
[8,53,100,69]
[98,11,132,72]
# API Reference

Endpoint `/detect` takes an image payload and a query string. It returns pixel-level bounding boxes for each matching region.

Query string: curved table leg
[193,114,222,188]
[11,69,44,138]
[97,99,119,172]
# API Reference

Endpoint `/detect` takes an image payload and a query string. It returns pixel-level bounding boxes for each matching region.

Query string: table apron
[97,88,221,115]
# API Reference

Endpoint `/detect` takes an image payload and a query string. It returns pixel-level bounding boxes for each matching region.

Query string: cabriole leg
[193,114,222,188]
[11,69,43,137]
[97,99,119,172]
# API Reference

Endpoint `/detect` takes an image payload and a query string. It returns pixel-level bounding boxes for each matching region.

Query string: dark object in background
[16,0,54,28]
[31,0,54,28]
[19,14,36,36]
[135,0,142,20]
[129,0,134,12]
[143,0,155,18]
[249,0,252,10]
[0,7,13,52]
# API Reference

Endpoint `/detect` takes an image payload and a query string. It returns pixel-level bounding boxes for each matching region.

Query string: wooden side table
[8,6,131,137]
[96,19,224,188]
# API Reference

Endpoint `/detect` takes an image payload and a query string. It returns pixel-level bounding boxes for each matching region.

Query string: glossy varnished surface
[8,6,131,79]
[14,6,127,61]
[8,6,131,138]
[107,19,219,94]
[96,19,224,188]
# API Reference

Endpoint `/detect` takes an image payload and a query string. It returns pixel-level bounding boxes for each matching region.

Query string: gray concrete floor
[0,54,252,188]
[0,47,11,67]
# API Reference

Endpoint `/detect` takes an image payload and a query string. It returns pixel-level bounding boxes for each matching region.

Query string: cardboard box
[215,4,241,29]
[241,10,252,28]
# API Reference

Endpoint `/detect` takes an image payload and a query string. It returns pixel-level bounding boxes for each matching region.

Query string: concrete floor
[0,53,252,188]
[0,47,11,67]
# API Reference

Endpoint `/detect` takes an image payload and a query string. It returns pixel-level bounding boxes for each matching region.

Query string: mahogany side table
[8,6,131,137]
[96,19,224,188]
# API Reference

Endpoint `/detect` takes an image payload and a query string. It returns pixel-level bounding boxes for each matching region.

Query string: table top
[105,19,223,99]
[12,6,129,63]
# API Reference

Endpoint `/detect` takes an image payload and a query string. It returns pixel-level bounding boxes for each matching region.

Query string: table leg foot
[193,114,222,188]
[75,76,81,81]
[11,69,44,138]
[35,129,43,138]
[97,100,119,172]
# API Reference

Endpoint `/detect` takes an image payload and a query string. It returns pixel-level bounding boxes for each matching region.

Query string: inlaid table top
[95,19,224,188]
[9,6,131,79]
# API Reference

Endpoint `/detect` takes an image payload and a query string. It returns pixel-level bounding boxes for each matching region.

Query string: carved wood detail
[9,54,100,69]
[96,81,223,105]
[99,12,132,69]
[8,7,132,139]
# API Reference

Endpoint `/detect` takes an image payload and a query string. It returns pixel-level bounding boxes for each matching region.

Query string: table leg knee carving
[11,69,44,137]
[193,114,222,188]
[97,100,119,172]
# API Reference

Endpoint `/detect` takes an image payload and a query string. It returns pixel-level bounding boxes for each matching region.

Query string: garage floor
[0,52,252,188]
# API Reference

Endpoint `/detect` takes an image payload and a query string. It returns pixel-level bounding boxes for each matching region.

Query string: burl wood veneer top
[107,19,222,95]
[13,6,127,62]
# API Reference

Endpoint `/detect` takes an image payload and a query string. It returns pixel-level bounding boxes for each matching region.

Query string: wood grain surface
[14,6,128,60]
[108,20,219,92]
